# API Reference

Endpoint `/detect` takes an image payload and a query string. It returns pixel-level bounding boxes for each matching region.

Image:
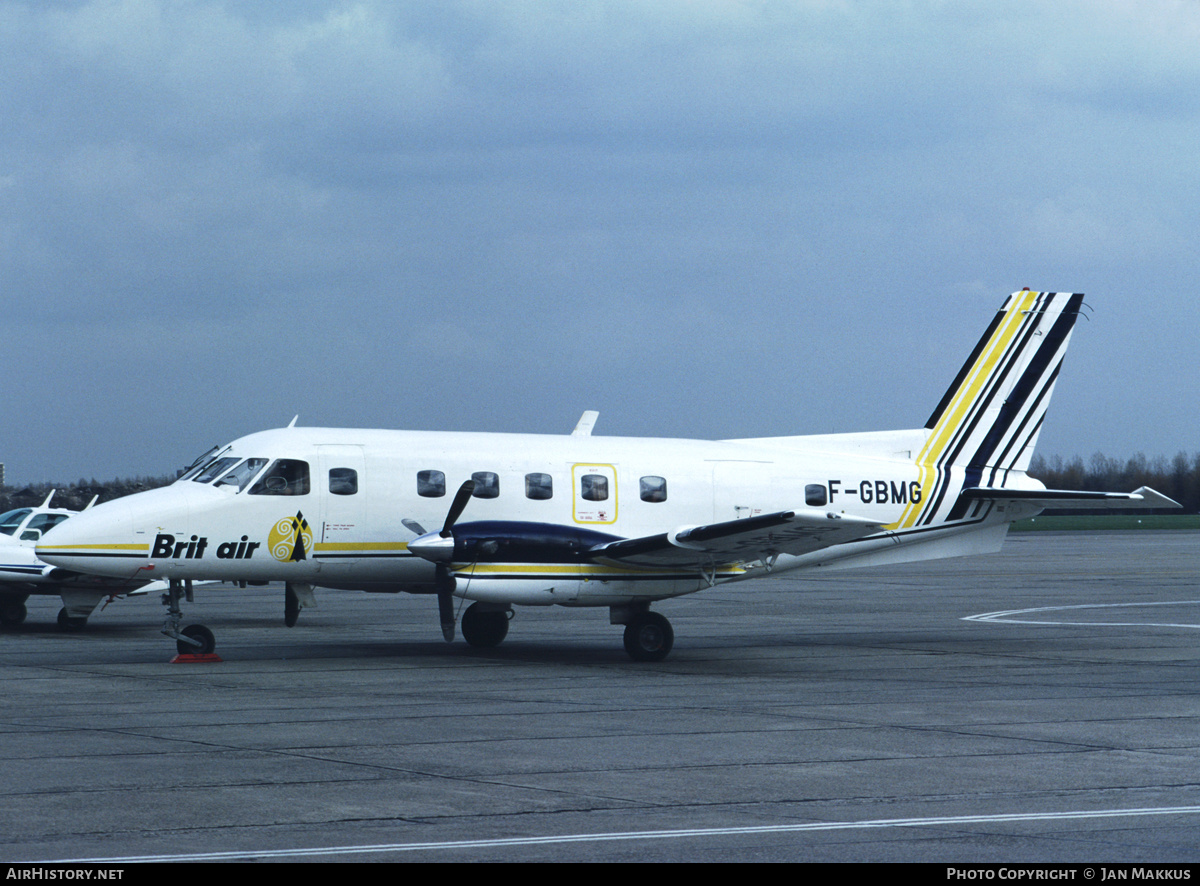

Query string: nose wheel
[162,579,216,656]
[176,623,216,655]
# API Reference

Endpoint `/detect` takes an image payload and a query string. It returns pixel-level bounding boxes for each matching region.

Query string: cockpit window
[21,513,69,540]
[0,509,32,536]
[248,459,311,496]
[192,457,241,484]
[177,445,223,481]
[214,458,268,492]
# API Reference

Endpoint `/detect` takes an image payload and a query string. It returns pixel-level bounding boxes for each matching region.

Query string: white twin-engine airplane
[37,291,1176,660]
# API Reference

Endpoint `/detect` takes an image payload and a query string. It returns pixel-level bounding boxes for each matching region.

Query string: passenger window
[581,474,608,502]
[639,476,667,503]
[525,473,553,500]
[248,459,311,496]
[417,470,446,498]
[805,484,828,507]
[472,472,499,499]
[215,458,267,492]
[329,467,358,495]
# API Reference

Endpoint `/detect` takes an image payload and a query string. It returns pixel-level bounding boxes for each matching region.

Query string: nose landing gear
[162,579,217,656]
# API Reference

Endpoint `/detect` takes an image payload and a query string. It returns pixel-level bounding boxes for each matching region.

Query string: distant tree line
[0,476,173,514]
[1028,452,1200,514]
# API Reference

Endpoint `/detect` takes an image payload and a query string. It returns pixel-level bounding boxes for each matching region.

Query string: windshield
[27,513,69,534]
[192,457,241,484]
[177,445,225,482]
[0,508,31,536]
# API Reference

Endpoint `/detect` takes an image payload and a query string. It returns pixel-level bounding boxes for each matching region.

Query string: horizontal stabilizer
[591,509,884,570]
[961,485,1180,510]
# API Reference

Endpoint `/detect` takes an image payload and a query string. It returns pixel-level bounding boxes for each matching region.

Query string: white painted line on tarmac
[965,599,1200,628]
[33,804,1200,863]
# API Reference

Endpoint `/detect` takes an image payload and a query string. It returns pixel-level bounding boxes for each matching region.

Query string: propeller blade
[436,566,456,642]
[441,480,476,538]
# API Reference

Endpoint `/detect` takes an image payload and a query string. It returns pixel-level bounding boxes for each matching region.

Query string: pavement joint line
[33,804,1200,863]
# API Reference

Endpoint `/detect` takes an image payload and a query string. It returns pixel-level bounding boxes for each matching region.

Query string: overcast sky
[3,1,1197,485]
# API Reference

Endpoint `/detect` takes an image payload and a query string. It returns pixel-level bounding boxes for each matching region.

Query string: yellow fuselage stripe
[313,542,409,552]
[37,543,149,552]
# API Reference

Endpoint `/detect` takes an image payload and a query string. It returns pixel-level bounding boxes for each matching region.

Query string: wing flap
[961,485,1180,510]
[590,509,884,569]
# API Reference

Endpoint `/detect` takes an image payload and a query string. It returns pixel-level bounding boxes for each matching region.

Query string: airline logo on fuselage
[149,511,312,563]
[151,533,260,560]
[268,512,312,562]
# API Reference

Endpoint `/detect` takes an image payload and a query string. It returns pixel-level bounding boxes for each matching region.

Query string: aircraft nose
[35,498,139,572]
[35,486,194,576]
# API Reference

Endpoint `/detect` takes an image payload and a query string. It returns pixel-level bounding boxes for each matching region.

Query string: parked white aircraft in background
[0,491,159,630]
[37,291,1176,659]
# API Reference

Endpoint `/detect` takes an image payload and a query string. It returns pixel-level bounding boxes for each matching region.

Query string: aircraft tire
[56,608,88,632]
[0,601,27,627]
[460,603,509,648]
[177,623,216,655]
[623,612,674,662]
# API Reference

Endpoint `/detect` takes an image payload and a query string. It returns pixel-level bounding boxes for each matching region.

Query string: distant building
[0,463,5,488]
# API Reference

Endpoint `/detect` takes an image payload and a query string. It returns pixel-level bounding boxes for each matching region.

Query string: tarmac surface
[2,530,1199,863]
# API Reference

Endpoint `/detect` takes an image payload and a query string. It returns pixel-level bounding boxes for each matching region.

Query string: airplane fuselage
[39,424,1003,609]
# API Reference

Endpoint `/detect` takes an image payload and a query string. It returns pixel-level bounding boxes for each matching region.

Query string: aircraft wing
[961,486,1180,510]
[589,509,885,569]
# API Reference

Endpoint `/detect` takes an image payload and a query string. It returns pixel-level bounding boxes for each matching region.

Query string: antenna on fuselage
[571,410,599,436]
[287,415,299,428]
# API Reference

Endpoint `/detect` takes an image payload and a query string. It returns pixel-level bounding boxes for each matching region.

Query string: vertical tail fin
[897,290,1085,528]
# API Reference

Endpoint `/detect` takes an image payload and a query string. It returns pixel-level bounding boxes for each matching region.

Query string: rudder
[899,290,1085,527]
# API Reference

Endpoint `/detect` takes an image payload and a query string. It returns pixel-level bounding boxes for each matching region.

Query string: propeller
[410,479,474,643]
[441,480,476,537]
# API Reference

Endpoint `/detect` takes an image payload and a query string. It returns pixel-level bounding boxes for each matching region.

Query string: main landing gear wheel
[57,608,88,632]
[460,603,510,648]
[0,601,27,628]
[177,623,216,655]
[623,611,674,662]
